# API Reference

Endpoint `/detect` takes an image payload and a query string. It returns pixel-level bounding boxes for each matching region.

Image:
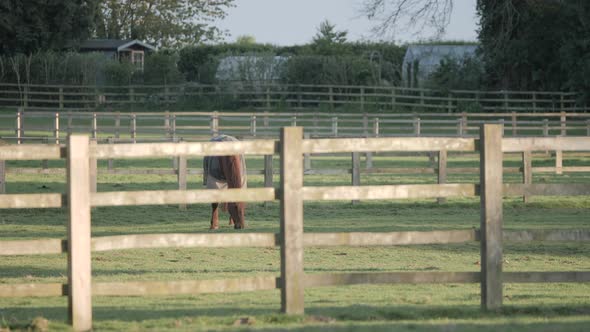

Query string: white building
[402,44,478,87]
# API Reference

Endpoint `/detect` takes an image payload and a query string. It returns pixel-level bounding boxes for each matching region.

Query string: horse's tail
[219,155,246,212]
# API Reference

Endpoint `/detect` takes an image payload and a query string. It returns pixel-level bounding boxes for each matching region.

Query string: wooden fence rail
[2,110,590,145]
[0,83,587,112]
[1,126,589,331]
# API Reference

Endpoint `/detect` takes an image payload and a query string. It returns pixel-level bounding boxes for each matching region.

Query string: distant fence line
[0,82,587,112]
[1,126,590,331]
[2,109,590,145]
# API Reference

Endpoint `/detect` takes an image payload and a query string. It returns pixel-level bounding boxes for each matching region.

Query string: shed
[76,39,157,70]
[402,44,478,87]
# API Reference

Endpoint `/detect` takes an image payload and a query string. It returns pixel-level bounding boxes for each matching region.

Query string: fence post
[211,111,219,136]
[264,155,273,207]
[352,152,360,205]
[560,111,566,136]
[543,119,549,137]
[461,112,468,136]
[250,115,257,137]
[266,87,271,109]
[437,150,447,204]
[0,159,5,194]
[164,111,171,139]
[92,113,97,139]
[54,112,60,144]
[171,114,177,142]
[67,135,92,331]
[586,120,590,137]
[107,137,114,171]
[279,126,304,315]
[555,150,563,175]
[511,112,517,137]
[413,116,421,136]
[479,124,504,311]
[522,151,532,203]
[373,117,379,137]
[331,117,338,137]
[16,109,22,144]
[177,155,187,210]
[131,113,137,143]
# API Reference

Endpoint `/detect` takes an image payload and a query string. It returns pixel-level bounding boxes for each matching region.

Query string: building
[402,44,478,88]
[75,39,157,71]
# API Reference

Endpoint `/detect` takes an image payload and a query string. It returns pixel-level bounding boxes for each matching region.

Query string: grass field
[1,153,590,331]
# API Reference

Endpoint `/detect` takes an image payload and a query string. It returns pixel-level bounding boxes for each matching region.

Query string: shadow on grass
[3,303,590,331]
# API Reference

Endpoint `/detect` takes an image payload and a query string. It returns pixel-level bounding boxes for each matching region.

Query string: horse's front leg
[210,203,219,230]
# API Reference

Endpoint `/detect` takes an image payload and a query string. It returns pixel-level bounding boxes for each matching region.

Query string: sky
[215,0,479,46]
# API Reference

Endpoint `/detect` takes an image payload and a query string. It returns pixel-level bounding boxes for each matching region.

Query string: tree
[312,20,348,44]
[361,0,453,37]
[0,0,99,54]
[94,0,235,48]
[311,20,349,56]
[236,35,256,45]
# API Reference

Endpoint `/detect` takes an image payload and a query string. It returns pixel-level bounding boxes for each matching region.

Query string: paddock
[1,125,589,331]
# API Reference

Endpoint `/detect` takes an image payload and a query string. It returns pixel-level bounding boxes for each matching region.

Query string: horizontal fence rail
[2,109,590,145]
[0,126,589,330]
[0,83,587,113]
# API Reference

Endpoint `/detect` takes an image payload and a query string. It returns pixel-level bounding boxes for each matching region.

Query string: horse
[203,135,247,230]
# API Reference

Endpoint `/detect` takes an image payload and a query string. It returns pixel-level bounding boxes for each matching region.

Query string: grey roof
[402,44,479,86]
[403,44,478,69]
[78,39,157,52]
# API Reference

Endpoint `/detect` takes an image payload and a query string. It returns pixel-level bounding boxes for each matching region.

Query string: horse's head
[228,202,246,229]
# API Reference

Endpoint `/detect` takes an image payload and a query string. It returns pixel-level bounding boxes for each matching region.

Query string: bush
[143,52,184,85]
[425,55,484,92]
[284,55,379,86]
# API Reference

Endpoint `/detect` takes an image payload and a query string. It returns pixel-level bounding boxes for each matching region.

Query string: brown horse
[203,135,247,229]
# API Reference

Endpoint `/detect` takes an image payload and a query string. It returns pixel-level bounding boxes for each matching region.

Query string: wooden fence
[1,126,590,331]
[0,82,587,112]
[2,109,590,145]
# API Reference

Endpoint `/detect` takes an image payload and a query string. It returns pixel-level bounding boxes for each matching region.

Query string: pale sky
[216,0,479,45]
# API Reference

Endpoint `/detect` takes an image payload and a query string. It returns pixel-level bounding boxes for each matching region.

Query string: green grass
[1,155,590,331]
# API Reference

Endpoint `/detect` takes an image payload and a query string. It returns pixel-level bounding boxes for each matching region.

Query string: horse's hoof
[209,225,219,230]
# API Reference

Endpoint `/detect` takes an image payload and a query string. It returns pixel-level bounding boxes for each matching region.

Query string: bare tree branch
[361,0,454,39]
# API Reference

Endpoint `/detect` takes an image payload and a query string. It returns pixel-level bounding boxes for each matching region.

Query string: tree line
[1,0,589,98]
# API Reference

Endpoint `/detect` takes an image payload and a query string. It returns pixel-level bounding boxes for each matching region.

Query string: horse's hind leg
[229,216,235,226]
[210,203,219,230]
